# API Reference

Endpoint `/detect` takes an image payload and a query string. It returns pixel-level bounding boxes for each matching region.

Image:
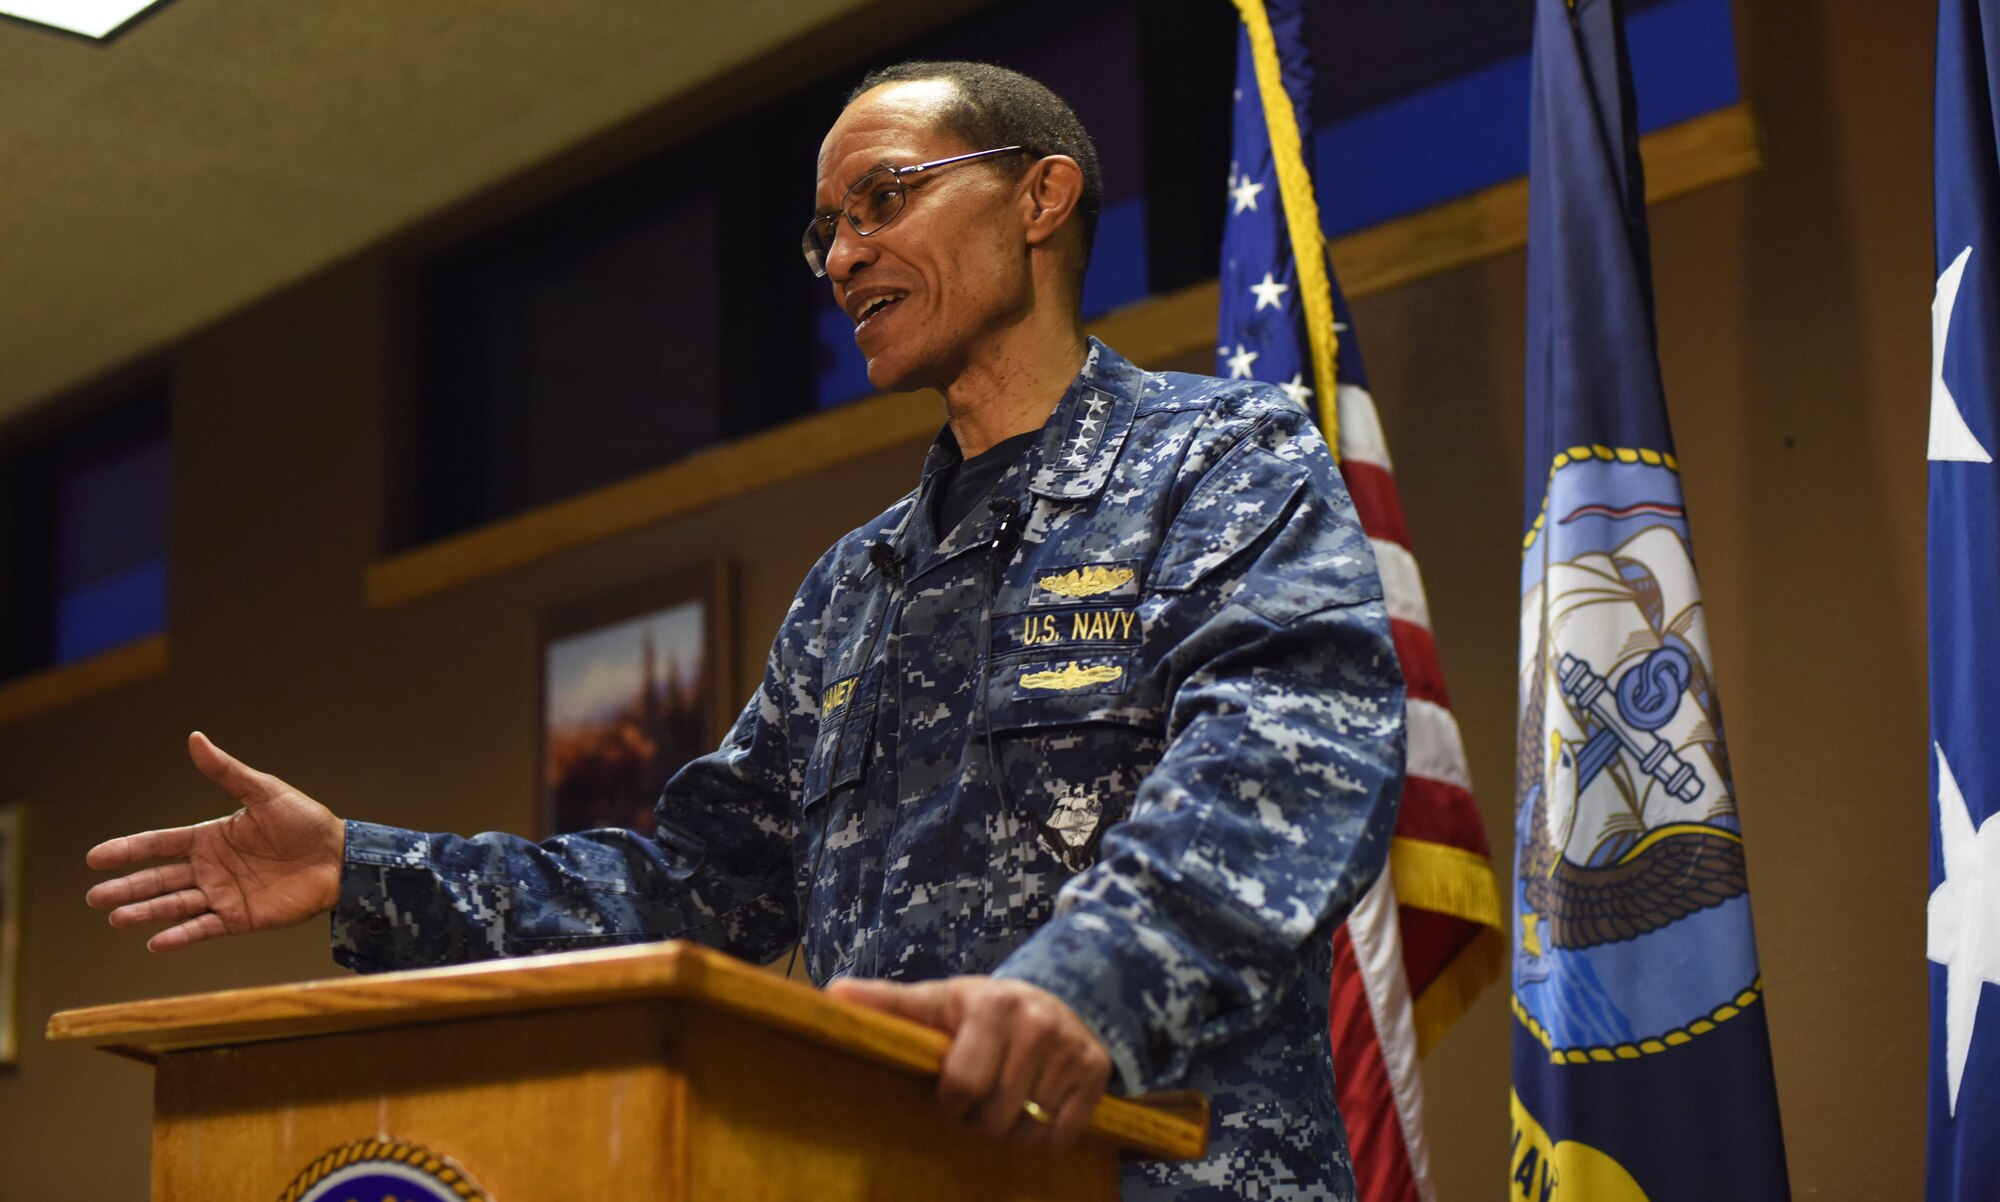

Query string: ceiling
[0,0,983,429]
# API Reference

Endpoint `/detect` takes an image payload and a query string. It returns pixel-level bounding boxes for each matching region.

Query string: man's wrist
[317,817,349,914]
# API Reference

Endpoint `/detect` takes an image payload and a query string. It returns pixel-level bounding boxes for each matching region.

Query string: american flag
[1219,4,1505,1200]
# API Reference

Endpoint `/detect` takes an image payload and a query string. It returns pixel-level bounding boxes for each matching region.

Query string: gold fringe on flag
[1414,927,1507,1058]
[1388,836,1506,929]
[1389,838,1508,1057]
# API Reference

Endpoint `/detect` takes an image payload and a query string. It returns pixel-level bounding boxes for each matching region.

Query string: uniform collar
[1024,338,1142,500]
[894,339,1144,574]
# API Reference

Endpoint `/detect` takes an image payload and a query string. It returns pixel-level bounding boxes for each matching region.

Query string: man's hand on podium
[827,975,1111,1149]
[84,732,346,952]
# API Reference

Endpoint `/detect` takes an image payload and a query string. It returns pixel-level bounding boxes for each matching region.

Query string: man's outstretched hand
[85,732,346,952]
[827,975,1112,1148]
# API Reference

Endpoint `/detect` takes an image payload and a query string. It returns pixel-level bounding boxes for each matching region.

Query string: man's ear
[1020,155,1085,249]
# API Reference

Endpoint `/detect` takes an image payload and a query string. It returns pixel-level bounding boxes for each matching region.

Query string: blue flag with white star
[1511,1,1790,1198]
[1930,2,2000,1197]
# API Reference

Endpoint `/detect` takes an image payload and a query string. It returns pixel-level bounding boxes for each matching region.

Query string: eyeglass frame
[801,145,1028,278]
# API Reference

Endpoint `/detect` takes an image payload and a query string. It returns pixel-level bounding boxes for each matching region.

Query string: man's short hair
[850,61,1104,279]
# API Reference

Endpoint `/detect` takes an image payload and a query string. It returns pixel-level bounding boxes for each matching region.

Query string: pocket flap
[1150,442,1309,592]
[803,674,879,808]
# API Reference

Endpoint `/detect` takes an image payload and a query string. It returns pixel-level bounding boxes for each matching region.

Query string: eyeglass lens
[803,168,906,276]
[801,148,1023,276]
[844,170,905,232]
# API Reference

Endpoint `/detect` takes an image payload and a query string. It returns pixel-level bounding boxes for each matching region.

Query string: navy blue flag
[1511,1,1790,1199]
[1929,2,2000,1197]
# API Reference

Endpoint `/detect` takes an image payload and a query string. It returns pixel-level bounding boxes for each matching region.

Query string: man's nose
[823,217,876,283]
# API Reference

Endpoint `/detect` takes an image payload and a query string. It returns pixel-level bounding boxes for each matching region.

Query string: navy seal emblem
[281,1138,489,1202]
[1515,451,1762,1063]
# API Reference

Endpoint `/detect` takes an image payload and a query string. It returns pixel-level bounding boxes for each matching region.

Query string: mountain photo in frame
[539,564,732,839]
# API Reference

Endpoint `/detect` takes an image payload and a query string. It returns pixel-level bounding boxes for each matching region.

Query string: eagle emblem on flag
[1515,458,1762,1058]
[1517,524,1748,956]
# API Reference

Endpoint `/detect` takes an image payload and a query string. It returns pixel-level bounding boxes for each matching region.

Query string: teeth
[857,294,903,322]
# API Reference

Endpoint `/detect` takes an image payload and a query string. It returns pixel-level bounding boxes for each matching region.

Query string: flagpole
[1229,0,1342,453]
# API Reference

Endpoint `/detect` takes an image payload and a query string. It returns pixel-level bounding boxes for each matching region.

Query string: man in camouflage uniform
[88,62,1404,1202]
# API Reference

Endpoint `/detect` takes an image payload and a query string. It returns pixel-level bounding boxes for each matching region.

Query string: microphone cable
[980,498,1025,826]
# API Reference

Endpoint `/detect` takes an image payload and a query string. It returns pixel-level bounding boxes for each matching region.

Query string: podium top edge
[44,940,1208,1160]
[48,939,711,1047]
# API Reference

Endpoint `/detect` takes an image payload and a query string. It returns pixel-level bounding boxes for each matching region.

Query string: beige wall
[0,0,1935,1197]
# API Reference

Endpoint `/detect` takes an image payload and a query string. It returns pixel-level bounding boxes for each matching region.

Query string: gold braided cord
[1231,0,1342,456]
[1513,979,1767,1063]
[1521,443,1681,553]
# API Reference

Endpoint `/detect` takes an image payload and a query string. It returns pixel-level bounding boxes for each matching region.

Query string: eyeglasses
[801,145,1027,277]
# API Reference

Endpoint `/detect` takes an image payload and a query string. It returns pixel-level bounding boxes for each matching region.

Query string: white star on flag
[1278,373,1313,408]
[1930,743,2000,1114]
[1229,172,1265,215]
[1933,245,1995,464]
[1249,272,1290,311]
[1226,344,1260,379]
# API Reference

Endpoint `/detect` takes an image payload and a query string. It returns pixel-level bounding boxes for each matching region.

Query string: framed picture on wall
[539,563,732,839]
[0,801,22,1066]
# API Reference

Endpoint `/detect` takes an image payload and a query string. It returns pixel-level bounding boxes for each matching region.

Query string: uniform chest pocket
[796,666,882,976]
[803,666,881,812]
[982,657,1163,875]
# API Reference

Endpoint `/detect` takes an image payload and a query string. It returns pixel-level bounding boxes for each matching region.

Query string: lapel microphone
[868,541,905,586]
[987,497,1023,557]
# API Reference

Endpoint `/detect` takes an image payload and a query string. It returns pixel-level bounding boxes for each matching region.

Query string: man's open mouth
[854,293,906,327]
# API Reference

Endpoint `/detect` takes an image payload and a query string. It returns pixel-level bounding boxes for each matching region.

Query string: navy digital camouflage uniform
[334,340,1405,1201]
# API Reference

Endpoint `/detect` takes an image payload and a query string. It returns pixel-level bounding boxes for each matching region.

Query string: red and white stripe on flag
[1330,382,1506,1202]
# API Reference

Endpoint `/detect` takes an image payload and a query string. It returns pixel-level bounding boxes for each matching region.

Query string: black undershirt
[932,430,1039,543]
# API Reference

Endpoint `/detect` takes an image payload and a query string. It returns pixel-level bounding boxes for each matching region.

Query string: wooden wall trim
[0,635,169,727]
[367,389,943,609]
[1334,102,1762,299]
[366,103,1761,609]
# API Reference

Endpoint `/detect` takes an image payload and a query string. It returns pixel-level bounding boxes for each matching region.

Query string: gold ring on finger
[1022,1099,1054,1125]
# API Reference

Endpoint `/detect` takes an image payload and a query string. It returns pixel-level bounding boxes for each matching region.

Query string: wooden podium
[47,941,1207,1201]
